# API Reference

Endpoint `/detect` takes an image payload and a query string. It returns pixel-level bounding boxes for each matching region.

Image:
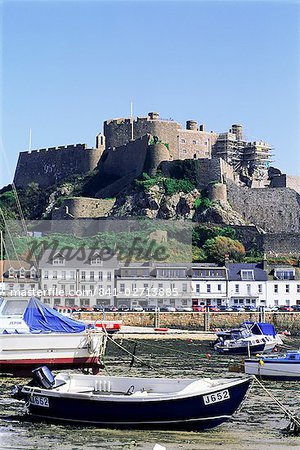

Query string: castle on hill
[14,111,273,190]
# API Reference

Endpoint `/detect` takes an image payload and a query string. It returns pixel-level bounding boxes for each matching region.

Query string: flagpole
[130,101,134,140]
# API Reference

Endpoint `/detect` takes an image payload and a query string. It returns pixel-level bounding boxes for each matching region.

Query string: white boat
[12,366,252,431]
[214,322,283,355]
[0,297,107,375]
[244,350,300,380]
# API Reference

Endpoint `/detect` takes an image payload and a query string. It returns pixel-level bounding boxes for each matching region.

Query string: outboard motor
[32,366,55,389]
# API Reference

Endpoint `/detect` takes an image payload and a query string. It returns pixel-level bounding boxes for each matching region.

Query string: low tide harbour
[0,336,300,450]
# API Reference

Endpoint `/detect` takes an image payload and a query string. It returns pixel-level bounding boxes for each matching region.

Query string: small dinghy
[244,350,300,380]
[12,366,252,431]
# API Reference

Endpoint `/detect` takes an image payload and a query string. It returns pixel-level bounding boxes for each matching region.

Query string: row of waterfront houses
[1,250,300,309]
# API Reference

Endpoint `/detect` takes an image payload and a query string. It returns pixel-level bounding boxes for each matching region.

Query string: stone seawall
[75,312,300,333]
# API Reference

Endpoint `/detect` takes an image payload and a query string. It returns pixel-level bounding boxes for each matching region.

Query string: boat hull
[0,332,106,376]
[244,360,300,380]
[20,378,251,431]
[215,343,266,355]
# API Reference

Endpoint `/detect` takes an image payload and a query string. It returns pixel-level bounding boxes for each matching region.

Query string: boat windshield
[1,299,29,315]
[231,329,251,340]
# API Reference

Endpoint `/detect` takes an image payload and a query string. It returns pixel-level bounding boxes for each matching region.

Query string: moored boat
[244,350,300,380]
[0,297,107,375]
[214,322,283,355]
[12,366,252,431]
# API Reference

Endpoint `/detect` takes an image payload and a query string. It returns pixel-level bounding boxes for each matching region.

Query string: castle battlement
[22,143,88,155]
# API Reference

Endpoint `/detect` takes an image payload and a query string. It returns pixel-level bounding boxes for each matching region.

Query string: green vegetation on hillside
[135,172,196,195]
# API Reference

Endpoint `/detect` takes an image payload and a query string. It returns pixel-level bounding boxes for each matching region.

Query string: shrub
[203,236,245,264]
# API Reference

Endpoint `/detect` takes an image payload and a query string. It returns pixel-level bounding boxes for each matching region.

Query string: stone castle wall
[104,115,181,158]
[270,174,300,195]
[227,181,300,233]
[14,144,104,189]
[52,197,115,219]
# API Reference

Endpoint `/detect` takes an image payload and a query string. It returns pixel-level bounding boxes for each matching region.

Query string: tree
[203,236,245,264]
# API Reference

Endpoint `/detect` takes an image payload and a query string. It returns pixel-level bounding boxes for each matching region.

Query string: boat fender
[126,385,135,395]
[259,359,264,366]
[87,334,99,354]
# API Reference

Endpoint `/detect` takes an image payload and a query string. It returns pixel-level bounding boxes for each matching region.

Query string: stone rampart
[52,197,115,219]
[270,174,300,195]
[14,144,103,189]
[75,311,300,332]
[227,181,300,233]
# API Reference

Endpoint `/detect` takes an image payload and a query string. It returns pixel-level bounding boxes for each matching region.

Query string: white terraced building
[39,249,118,308]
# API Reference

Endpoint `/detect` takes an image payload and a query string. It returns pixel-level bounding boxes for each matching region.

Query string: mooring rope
[253,375,300,433]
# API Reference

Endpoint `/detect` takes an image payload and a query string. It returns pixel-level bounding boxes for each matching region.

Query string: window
[99,271,103,281]
[193,140,198,145]
[132,283,137,291]
[196,284,200,293]
[91,257,103,266]
[90,271,95,281]
[181,138,186,143]
[53,257,65,266]
[90,285,94,294]
[247,284,251,295]
[217,284,222,292]
[274,300,279,306]
[241,270,254,280]
[43,284,47,290]
[297,285,300,293]
[158,283,163,289]
[274,269,295,280]
[107,272,112,281]
[286,284,290,293]
[70,271,75,280]
[235,284,239,294]
[274,284,278,293]
[81,271,86,280]
[19,268,25,279]
[8,268,14,278]
[53,271,57,280]
[44,270,49,279]
[144,283,149,289]
[43,298,50,304]
[30,284,35,289]
[61,271,66,280]
[207,284,211,293]
[30,268,36,279]
[120,283,125,293]
[258,284,263,293]
[182,148,187,154]
[54,298,60,306]
[61,284,66,293]
[182,283,187,293]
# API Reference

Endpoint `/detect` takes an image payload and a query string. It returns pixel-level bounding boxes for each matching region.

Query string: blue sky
[1,0,299,187]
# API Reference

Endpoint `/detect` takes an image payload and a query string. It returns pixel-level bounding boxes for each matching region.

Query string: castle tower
[231,124,243,141]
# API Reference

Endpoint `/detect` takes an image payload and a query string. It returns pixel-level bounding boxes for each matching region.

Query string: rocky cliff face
[110,184,248,226]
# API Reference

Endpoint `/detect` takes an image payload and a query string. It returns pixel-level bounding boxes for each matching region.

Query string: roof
[227,263,267,281]
[39,249,118,269]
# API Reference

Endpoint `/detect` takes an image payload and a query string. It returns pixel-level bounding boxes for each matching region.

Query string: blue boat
[214,322,283,355]
[12,366,252,431]
[245,350,300,380]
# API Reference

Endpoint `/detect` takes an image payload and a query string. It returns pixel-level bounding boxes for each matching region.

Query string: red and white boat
[0,297,107,376]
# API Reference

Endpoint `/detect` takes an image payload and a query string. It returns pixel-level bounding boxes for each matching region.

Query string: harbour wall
[75,312,300,333]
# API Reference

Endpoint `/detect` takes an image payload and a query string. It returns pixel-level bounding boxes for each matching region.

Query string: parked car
[244,306,257,312]
[118,305,130,312]
[291,305,300,312]
[160,306,176,312]
[278,306,294,312]
[270,306,279,312]
[192,306,205,312]
[131,305,144,312]
[176,306,193,312]
[207,306,221,312]
[231,305,245,312]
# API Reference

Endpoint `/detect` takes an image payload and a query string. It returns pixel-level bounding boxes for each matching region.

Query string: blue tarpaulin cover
[244,321,277,337]
[23,297,85,333]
